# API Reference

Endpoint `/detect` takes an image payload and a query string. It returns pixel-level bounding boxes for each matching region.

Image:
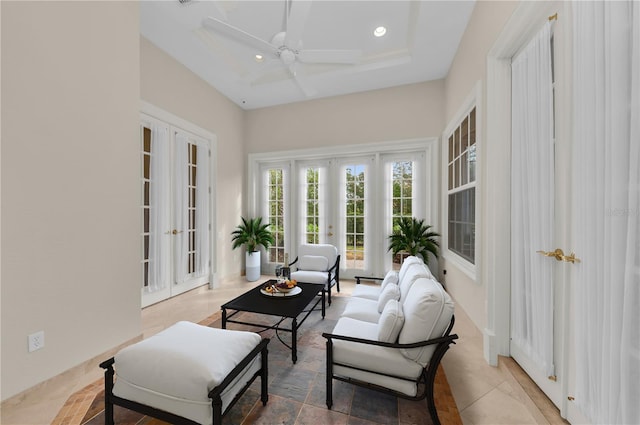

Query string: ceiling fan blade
[288,63,317,97]
[297,49,362,64]
[284,0,312,49]
[203,17,277,55]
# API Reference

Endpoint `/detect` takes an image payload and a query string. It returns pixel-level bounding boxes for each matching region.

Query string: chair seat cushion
[290,270,332,286]
[112,321,262,423]
[331,317,422,395]
[341,297,381,323]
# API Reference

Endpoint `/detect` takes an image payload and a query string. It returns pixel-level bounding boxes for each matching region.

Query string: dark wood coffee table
[221,281,325,363]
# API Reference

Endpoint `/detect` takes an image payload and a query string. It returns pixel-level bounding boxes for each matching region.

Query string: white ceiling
[140,1,475,110]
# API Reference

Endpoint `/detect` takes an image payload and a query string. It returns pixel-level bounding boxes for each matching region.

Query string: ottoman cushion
[113,321,262,424]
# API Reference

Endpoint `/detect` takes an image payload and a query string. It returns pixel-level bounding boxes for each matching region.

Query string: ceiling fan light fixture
[374,26,387,37]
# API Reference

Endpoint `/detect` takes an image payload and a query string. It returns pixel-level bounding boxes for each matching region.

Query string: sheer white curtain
[572,1,640,423]
[195,140,210,278]
[148,123,170,292]
[174,132,189,283]
[510,21,555,376]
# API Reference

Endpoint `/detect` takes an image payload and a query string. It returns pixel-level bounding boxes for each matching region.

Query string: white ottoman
[100,321,269,425]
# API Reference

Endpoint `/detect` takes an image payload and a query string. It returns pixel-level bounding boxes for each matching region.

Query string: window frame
[247,138,439,278]
[442,83,481,279]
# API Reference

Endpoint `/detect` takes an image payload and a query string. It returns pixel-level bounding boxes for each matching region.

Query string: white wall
[440,0,518,332]
[140,37,246,280]
[1,1,141,399]
[245,80,445,153]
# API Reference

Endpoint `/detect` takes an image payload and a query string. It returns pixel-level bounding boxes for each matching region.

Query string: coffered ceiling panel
[141,1,475,109]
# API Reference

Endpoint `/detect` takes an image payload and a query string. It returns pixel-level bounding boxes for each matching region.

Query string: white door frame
[140,102,217,307]
[484,0,574,418]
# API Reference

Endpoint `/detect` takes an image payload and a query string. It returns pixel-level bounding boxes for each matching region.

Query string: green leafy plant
[387,217,440,264]
[231,217,275,254]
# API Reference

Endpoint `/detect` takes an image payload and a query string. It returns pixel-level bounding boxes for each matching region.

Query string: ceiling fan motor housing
[278,47,297,65]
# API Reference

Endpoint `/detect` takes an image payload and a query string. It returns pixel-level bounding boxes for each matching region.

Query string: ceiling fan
[203,0,362,97]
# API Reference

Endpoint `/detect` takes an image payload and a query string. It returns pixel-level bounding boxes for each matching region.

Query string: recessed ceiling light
[255,54,264,62]
[374,26,387,37]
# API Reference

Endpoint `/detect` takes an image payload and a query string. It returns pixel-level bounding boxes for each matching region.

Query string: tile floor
[1,276,568,425]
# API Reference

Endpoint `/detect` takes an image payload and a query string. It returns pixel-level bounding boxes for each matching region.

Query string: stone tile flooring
[5,277,567,425]
[78,295,460,424]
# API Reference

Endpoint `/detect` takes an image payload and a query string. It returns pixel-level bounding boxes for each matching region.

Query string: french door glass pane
[344,164,366,270]
[305,168,320,243]
[267,168,285,263]
[391,160,414,268]
[142,126,152,288]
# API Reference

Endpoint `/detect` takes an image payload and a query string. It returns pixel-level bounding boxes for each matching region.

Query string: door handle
[327,232,334,237]
[165,229,183,235]
[536,249,581,263]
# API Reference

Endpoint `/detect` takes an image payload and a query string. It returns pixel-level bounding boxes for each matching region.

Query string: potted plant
[231,217,275,281]
[387,217,440,265]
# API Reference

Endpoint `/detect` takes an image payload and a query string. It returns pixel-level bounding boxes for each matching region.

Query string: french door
[141,115,211,308]
[509,18,565,407]
[260,149,428,279]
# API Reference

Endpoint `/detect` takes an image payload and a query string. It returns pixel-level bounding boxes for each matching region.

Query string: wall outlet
[28,331,45,352]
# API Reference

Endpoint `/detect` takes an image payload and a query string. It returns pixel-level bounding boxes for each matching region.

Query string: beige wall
[1,1,141,399]
[140,38,246,279]
[441,1,518,331]
[245,80,445,153]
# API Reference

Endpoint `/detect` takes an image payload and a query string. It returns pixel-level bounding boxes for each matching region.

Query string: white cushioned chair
[323,258,457,425]
[100,321,269,425]
[289,244,340,305]
[351,255,432,301]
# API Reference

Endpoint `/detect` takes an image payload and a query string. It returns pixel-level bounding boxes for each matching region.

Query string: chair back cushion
[298,255,329,271]
[398,278,454,367]
[377,299,405,343]
[398,256,425,282]
[297,244,338,270]
[398,263,431,304]
[377,283,400,312]
[380,270,399,290]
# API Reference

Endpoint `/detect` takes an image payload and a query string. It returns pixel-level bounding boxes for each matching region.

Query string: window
[266,167,286,263]
[447,107,476,263]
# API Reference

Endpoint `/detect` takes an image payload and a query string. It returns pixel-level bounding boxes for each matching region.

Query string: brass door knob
[536,249,581,263]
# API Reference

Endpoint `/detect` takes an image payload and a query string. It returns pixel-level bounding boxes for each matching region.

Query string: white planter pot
[245,250,261,282]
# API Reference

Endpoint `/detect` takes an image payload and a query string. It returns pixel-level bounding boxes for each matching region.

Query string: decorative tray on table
[260,279,301,298]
